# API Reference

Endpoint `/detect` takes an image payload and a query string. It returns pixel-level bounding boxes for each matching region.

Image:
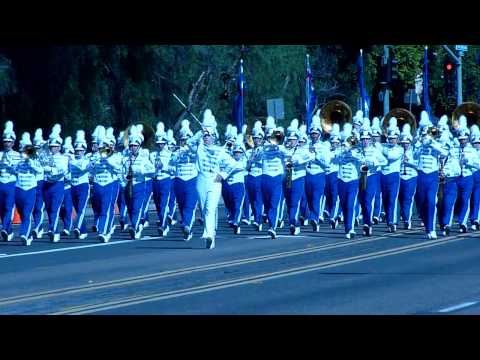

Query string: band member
[87,126,101,231]
[240,124,251,226]
[150,122,173,236]
[222,124,237,223]
[275,125,287,229]
[469,125,480,230]
[123,125,154,240]
[333,123,363,239]
[166,129,178,226]
[60,136,74,236]
[358,120,387,236]
[257,117,289,239]
[305,116,330,232]
[105,127,122,236]
[43,124,69,242]
[116,131,129,231]
[190,109,240,249]
[298,126,310,225]
[324,124,341,229]
[15,133,43,245]
[380,117,403,232]
[70,130,92,239]
[436,123,460,236]
[90,127,122,243]
[135,124,154,229]
[0,121,21,242]
[172,120,198,241]
[245,121,264,231]
[453,117,479,233]
[371,117,384,224]
[224,134,248,235]
[283,119,314,235]
[32,128,47,239]
[416,114,448,239]
[398,124,418,230]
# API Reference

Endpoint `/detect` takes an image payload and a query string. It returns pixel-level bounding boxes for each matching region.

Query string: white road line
[0,237,162,259]
[438,301,478,313]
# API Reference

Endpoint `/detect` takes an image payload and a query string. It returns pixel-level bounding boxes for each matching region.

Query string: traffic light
[443,59,456,95]
[391,58,399,81]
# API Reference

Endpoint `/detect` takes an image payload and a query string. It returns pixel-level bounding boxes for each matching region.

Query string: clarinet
[127,151,138,199]
[402,147,408,176]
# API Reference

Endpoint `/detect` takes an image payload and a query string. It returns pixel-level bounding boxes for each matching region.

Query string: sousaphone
[320,100,352,135]
[452,102,480,130]
[382,108,417,136]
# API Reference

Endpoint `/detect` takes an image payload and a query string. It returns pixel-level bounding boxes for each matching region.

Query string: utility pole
[443,45,467,105]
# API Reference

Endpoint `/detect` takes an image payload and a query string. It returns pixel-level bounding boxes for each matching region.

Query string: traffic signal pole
[383,45,390,115]
[442,45,463,105]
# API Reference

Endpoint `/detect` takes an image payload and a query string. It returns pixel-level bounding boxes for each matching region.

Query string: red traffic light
[446,63,453,71]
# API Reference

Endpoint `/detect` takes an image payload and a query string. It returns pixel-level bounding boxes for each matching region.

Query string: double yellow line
[52,231,478,315]
[0,228,419,310]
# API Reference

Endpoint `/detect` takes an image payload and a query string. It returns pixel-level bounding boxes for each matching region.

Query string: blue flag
[232,59,245,131]
[357,49,370,118]
[423,46,433,119]
[305,54,317,132]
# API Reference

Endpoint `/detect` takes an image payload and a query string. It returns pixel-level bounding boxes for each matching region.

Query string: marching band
[1,105,480,249]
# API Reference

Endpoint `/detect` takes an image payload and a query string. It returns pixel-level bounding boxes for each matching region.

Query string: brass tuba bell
[383,108,417,136]
[452,102,480,130]
[320,100,353,135]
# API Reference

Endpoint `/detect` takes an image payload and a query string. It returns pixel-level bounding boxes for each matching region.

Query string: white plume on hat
[20,132,32,148]
[361,118,371,131]
[353,110,364,124]
[91,125,101,143]
[459,115,467,130]
[48,123,63,146]
[63,136,74,153]
[155,121,167,143]
[470,124,480,143]
[33,128,45,146]
[265,116,276,135]
[419,111,432,128]
[310,114,322,133]
[117,131,125,143]
[3,120,16,141]
[224,124,232,139]
[400,123,413,143]
[252,120,264,138]
[242,124,247,136]
[167,129,176,145]
[287,118,299,137]
[233,133,245,153]
[179,119,193,139]
[202,109,217,135]
[341,123,353,140]
[299,124,308,141]
[75,130,87,149]
[387,117,400,137]
[105,127,116,145]
[229,126,238,140]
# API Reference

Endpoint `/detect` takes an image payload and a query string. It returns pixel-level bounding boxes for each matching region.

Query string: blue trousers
[174,177,198,229]
[0,181,16,234]
[246,175,263,225]
[125,182,145,232]
[284,177,305,227]
[416,171,439,232]
[43,181,65,234]
[438,178,458,227]
[221,179,231,219]
[60,187,73,232]
[373,173,383,218]
[261,175,283,230]
[92,183,113,235]
[455,175,473,226]
[117,184,128,225]
[108,180,120,232]
[15,187,36,237]
[306,173,325,222]
[325,172,340,220]
[398,177,417,224]
[32,180,45,233]
[380,172,400,225]
[71,183,90,235]
[224,182,246,225]
[242,175,251,221]
[338,179,359,234]
[470,171,480,224]
[141,179,153,223]
[168,179,177,219]
[359,174,378,226]
[153,178,171,229]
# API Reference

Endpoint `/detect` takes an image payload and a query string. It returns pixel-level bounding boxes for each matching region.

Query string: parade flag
[232,58,246,131]
[357,49,370,118]
[423,46,433,119]
[305,54,317,132]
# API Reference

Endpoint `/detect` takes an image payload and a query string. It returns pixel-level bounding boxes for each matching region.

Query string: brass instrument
[344,135,359,149]
[383,108,417,137]
[452,102,480,130]
[268,130,285,145]
[99,146,114,158]
[245,134,255,149]
[320,100,352,136]
[22,145,37,160]
[426,126,440,139]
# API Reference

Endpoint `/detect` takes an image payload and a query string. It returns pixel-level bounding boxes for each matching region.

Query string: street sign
[267,98,285,120]
[455,45,468,52]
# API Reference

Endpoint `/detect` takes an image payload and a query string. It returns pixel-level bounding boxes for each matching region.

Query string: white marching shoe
[51,233,60,243]
[346,231,356,239]
[426,231,437,240]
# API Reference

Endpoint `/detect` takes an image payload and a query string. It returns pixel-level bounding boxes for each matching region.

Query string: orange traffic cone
[13,208,21,225]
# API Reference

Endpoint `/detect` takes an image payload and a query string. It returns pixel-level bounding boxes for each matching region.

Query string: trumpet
[268,130,285,145]
[426,126,440,139]
[99,146,114,158]
[22,145,37,160]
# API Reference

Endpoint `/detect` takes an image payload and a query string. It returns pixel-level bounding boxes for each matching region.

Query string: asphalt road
[1,206,480,315]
